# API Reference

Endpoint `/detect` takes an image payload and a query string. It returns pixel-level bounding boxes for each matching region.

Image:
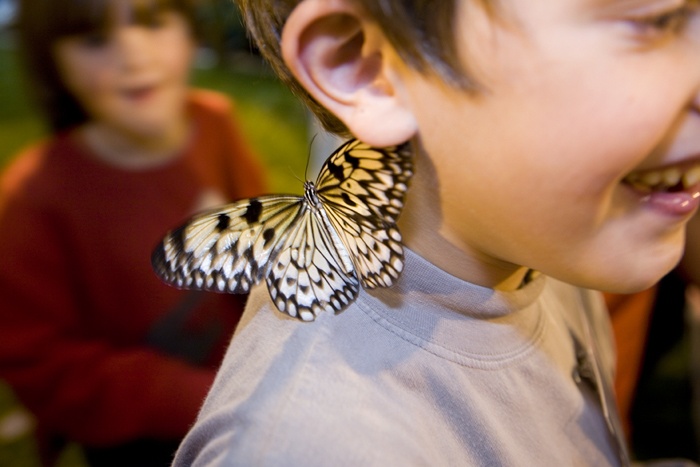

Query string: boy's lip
[623,157,700,216]
[120,83,159,102]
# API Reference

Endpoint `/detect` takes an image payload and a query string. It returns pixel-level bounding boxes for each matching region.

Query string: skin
[282,0,700,293]
[53,6,195,169]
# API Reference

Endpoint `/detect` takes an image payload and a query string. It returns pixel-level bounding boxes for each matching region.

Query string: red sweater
[0,90,265,448]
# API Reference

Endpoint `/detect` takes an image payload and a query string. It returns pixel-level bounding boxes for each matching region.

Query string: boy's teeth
[662,167,681,187]
[639,171,661,186]
[683,166,700,188]
[625,163,700,192]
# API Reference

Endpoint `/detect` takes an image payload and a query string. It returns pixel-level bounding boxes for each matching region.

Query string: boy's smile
[623,160,700,216]
[388,0,700,293]
[120,83,160,103]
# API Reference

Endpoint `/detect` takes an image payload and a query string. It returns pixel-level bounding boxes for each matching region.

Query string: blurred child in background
[0,0,265,464]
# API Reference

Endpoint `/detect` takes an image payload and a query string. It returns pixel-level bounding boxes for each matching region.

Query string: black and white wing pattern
[315,140,412,288]
[152,139,413,321]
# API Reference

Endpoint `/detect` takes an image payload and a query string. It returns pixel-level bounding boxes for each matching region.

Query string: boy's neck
[400,219,531,292]
[80,117,191,170]
[398,149,530,292]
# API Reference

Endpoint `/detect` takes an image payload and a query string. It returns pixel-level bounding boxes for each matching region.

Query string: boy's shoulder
[176,286,432,466]
[0,135,77,202]
[175,250,617,465]
[187,88,235,119]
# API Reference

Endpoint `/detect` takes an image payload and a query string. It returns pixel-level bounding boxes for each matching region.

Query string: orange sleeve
[0,144,215,445]
[605,288,657,442]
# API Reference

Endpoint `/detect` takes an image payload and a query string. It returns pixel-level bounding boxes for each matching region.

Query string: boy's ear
[281,0,417,146]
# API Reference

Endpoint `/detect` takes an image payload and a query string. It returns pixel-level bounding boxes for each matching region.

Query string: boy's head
[239,0,491,135]
[240,0,700,293]
[18,0,198,133]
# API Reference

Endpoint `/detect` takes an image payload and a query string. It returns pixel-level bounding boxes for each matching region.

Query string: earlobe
[281,0,417,146]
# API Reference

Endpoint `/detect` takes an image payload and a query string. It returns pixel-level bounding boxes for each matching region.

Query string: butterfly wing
[151,195,305,294]
[322,212,404,289]
[152,194,360,321]
[316,140,413,289]
[265,202,360,321]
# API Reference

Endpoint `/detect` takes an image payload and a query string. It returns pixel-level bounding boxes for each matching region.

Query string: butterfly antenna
[305,134,318,181]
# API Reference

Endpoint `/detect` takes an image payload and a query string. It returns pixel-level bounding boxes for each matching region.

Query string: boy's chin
[598,276,670,295]
[125,121,176,140]
[537,242,682,293]
[584,255,682,294]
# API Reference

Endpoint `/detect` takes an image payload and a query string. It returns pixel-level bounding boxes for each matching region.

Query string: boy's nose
[115,29,153,71]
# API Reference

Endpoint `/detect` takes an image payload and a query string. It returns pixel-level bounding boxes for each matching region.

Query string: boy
[173,0,700,465]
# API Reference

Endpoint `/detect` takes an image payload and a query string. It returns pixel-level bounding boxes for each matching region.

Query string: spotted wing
[316,140,413,288]
[152,194,360,321]
[265,202,360,322]
[151,195,305,294]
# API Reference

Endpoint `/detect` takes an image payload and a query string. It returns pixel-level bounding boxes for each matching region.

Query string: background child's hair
[17,0,200,133]
[237,0,493,136]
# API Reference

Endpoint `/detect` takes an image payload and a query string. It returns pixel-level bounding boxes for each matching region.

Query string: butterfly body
[152,139,413,321]
[303,180,355,274]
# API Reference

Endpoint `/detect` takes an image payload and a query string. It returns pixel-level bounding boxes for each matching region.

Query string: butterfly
[151,139,413,322]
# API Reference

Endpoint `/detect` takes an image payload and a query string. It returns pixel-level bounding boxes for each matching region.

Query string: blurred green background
[0,1,309,464]
[0,35,309,192]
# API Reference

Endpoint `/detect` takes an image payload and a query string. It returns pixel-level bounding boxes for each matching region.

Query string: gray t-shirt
[173,249,623,466]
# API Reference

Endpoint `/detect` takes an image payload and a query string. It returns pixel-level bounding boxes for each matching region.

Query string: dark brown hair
[237,0,491,135]
[17,0,199,132]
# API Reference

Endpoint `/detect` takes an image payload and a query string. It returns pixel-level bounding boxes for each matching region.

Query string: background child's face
[401,0,700,292]
[53,7,195,139]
